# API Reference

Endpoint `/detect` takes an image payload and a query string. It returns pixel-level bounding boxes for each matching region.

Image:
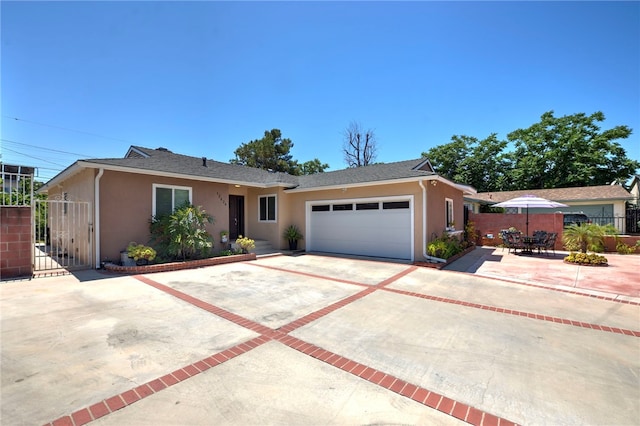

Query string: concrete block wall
[0,206,33,279]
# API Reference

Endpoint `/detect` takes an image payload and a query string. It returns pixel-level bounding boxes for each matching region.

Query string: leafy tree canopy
[230,129,328,175]
[300,158,330,175]
[422,134,511,192]
[422,111,639,192]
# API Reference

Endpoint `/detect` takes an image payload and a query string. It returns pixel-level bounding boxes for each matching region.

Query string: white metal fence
[34,199,93,274]
[3,169,93,275]
[1,171,33,207]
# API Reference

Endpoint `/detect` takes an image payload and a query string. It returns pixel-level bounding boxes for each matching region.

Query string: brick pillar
[0,206,33,279]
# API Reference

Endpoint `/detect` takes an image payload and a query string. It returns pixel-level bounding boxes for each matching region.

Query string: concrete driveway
[1,254,638,425]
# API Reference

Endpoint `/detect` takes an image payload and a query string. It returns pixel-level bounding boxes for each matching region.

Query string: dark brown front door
[229,195,245,239]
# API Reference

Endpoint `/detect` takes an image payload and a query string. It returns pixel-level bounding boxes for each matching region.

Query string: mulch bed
[563,260,608,267]
[413,246,476,270]
[104,253,257,274]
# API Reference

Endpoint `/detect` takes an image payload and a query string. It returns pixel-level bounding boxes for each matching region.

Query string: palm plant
[562,223,606,253]
[150,203,214,261]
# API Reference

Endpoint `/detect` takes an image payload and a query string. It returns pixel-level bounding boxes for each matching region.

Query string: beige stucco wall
[98,171,231,262]
[46,168,95,265]
[270,180,464,260]
[47,168,96,203]
[245,187,285,246]
[51,167,465,265]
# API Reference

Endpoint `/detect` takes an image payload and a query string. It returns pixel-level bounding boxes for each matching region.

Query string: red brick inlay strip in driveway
[46,265,519,426]
[384,287,640,337]
[279,266,418,333]
[276,334,517,426]
[133,275,275,336]
[44,335,270,426]
[462,272,640,306]
[250,262,370,287]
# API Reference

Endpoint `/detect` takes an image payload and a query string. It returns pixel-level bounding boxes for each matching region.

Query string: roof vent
[202,157,207,167]
[157,147,171,152]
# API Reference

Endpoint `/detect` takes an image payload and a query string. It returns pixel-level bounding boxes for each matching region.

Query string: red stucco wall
[0,206,32,278]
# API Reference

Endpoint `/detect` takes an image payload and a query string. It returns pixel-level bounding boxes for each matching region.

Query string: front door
[229,195,245,239]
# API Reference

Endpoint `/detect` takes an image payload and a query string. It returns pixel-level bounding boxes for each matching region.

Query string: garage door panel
[309,200,412,260]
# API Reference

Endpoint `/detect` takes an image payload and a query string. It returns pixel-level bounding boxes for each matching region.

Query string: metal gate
[34,198,93,274]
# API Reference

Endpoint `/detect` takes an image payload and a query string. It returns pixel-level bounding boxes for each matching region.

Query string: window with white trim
[259,194,277,222]
[445,198,454,228]
[153,184,192,217]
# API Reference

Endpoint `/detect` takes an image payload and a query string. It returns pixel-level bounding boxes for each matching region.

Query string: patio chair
[533,230,547,242]
[537,232,557,256]
[505,231,524,254]
[499,230,510,252]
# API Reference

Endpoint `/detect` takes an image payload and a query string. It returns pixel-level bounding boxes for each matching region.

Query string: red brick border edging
[103,253,256,274]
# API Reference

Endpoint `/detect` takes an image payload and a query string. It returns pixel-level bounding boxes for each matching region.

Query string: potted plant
[235,235,255,254]
[220,230,229,243]
[283,224,304,250]
[126,242,157,265]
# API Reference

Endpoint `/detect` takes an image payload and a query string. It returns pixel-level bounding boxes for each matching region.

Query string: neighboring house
[629,175,640,207]
[1,163,35,196]
[466,185,634,232]
[38,146,475,268]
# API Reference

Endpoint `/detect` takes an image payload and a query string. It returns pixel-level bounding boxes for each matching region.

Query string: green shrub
[564,252,608,265]
[126,242,156,263]
[562,223,609,253]
[149,203,214,261]
[616,243,637,254]
[464,221,479,247]
[236,235,255,253]
[427,232,463,259]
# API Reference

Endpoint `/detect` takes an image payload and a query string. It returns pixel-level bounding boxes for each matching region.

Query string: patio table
[520,236,537,255]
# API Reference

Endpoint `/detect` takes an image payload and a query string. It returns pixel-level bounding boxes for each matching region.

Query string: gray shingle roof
[471,185,633,204]
[295,158,436,189]
[84,146,299,187]
[77,146,437,189]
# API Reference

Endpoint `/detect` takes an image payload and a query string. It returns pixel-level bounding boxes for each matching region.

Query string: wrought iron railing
[625,208,640,234]
[1,171,34,206]
[588,215,638,235]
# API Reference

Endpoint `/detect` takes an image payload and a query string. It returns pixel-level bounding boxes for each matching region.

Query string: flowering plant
[564,252,608,265]
[235,235,255,253]
[127,242,157,262]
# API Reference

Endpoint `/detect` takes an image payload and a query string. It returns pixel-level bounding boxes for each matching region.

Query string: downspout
[419,180,446,263]
[94,168,104,269]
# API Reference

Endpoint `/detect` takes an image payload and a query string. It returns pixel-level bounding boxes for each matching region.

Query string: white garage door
[307,198,413,260]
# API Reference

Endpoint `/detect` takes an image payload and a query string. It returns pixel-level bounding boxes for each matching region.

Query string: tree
[230,129,328,175]
[506,111,638,189]
[343,121,377,167]
[300,158,329,175]
[231,129,297,173]
[422,134,512,192]
[422,111,638,191]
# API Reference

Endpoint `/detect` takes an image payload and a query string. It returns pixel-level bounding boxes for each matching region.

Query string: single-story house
[629,175,640,207]
[465,185,634,233]
[38,146,475,268]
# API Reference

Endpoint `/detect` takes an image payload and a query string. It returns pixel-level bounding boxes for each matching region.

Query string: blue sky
[2,1,639,183]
